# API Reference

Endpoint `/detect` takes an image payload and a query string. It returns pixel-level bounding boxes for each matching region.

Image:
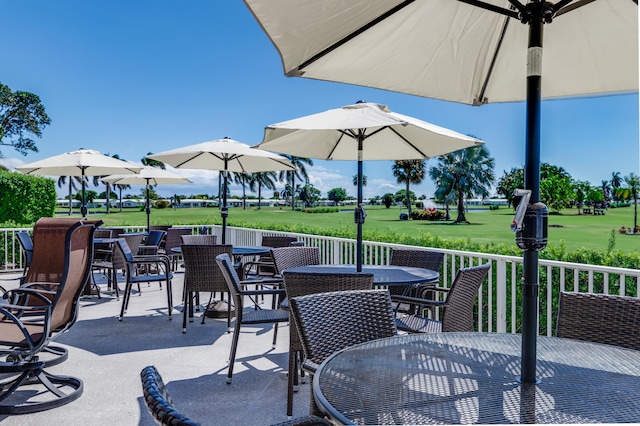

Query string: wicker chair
[140,230,166,255]
[180,244,233,332]
[92,233,145,300]
[0,218,97,414]
[117,238,173,321]
[181,234,217,245]
[556,292,640,351]
[245,235,300,277]
[389,249,443,312]
[394,262,491,333]
[271,246,321,310]
[164,228,192,270]
[215,253,289,384]
[283,271,373,417]
[289,289,397,416]
[141,365,200,426]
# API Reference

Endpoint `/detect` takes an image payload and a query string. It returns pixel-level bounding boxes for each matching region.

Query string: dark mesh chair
[389,249,443,312]
[245,235,300,277]
[556,292,640,351]
[141,366,200,426]
[181,235,217,245]
[181,244,233,332]
[215,253,289,384]
[395,262,491,333]
[289,289,397,416]
[283,271,373,417]
[164,228,192,270]
[16,231,33,277]
[140,230,166,255]
[0,218,97,414]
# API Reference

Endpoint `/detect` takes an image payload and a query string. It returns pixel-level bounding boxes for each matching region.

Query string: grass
[58,204,639,254]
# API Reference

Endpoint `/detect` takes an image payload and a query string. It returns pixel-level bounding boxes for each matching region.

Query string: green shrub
[301,207,339,213]
[0,171,55,224]
[410,209,444,221]
[155,200,170,209]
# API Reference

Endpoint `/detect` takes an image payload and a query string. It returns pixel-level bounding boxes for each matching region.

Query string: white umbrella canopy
[102,166,192,232]
[244,0,638,105]
[244,0,638,385]
[147,138,294,243]
[16,148,142,217]
[256,101,484,271]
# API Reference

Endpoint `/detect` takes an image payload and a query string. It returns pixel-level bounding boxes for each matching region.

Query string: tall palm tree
[624,173,639,233]
[57,176,82,215]
[232,172,248,209]
[392,160,425,217]
[114,183,131,212]
[248,171,277,210]
[428,146,495,223]
[611,171,623,201]
[142,152,166,169]
[352,174,367,187]
[278,155,313,210]
[601,180,612,204]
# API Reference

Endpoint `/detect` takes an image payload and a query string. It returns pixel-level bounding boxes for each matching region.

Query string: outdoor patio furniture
[16,231,33,277]
[139,229,166,256]
[282,270,373,417]
[92,233,144,300]
[0,218,96,414]
[140,365,200,426]
[394,262,491,333]
[118,238,173,321]
[389,248,443,312]
[289,289,397,416]
[181,234,217,245]
[215,253,289,384]
[556,291,640,351]
[181,244,233,332]
[270,246,320,309]
[245,235,300,278]
[163,228,192,270]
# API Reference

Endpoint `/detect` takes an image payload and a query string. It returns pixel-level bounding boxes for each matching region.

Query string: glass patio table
[313,332,640,425]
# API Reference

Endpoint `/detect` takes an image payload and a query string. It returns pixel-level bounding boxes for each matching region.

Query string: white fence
[2,224,638,336]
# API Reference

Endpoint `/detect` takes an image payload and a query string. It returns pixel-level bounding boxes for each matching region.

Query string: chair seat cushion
[129,273,172,283]
[395,315,442,333]
[239,309,289,325]
[0,320,45,347]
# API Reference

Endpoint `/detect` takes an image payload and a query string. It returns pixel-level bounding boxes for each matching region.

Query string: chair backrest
[440,262,491,332]
[261,235,299,248]
[145,230,166,248]
[94,229,113,239]
[181,234,217,245]
[556,292,640,351]
[149,225,171,233]
[289,289,397,367]
[283,271,373,299]
[140,366,200,426]
[164,228,192,251]
[181,245,232,293]
[390,248,444,272]
[215,253,244,307]
[112,233,145,270]
[16,231,33,268]
[271,246,320,275]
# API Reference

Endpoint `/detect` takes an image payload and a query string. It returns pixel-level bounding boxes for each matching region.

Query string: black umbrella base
[205,300,234,318]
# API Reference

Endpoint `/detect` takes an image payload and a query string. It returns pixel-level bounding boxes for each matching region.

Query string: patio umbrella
[146,138,294,243]
[102,166,192,232]
[16,148,142,217]
[243,0,638,383]
[255,101,483,272]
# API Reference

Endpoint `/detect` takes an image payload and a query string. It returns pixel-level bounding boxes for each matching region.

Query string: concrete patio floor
[0,268,311,426]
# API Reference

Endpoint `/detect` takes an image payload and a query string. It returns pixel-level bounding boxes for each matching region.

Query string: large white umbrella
[102,166,192,232]
[256,101,483,271]
[244,0,638,383]
[17,148,142,217]
[147,138,294,243]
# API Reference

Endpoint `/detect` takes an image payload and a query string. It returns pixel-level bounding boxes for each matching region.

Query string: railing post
[496,259,507,333]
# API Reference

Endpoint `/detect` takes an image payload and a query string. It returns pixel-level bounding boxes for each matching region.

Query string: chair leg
[272,323,279,349]
[166,277,173,320]
[201,293,214,325]
[287,346,297,417]
[227,321,241,384]
[119,281,133,321]
[182,290,189,333]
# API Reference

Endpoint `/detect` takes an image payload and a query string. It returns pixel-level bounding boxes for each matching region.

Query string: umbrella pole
[520,9,545,385]
[81,168,88,218]
[221,164,229,244]
[355,135,366,272]
[146,179,151,233]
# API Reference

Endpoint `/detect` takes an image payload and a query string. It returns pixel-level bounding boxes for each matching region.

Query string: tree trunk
[291,173,295,211]
[405,181,412,217]
[258,183,262,210]
[445,202,450,221]
[119,188,123,213]
[455,190,467,223]
[68,179,73,215]
[106,183,111,214]
[634,196,638,233]
[242,175,246,210]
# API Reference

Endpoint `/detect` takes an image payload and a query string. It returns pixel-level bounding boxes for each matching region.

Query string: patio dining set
[0,218,639,424]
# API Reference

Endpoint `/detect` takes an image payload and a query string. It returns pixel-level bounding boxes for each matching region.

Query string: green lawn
[61,204,639,254]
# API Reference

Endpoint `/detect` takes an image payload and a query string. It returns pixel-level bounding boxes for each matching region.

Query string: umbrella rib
[457,0,520,18]
[475,11,514,105]
[295,0,416,74]
[327,132,350,159]
[387,127,429,158]
[554,0,598,17]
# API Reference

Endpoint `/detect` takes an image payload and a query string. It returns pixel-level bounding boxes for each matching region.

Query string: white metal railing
[2,224,638,336]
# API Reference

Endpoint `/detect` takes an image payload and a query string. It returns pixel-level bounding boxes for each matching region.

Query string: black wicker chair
[389,248,443,313]
[244,235,300,278]
[215,253,289,384]
[141,365,200,426]
[0,218,97,414]
[394,262,491,333]
[289,289,397,416]
[282,271,373,417]
[180,234,217,245]
[556,291,640,350]
[180,244,233,332]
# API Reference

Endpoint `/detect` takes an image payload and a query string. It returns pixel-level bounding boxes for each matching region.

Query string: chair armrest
[131,255,171,265]
[239,277,283,286]
[2,288,54,307]
[238,288,287,297]
[391,294,447,308]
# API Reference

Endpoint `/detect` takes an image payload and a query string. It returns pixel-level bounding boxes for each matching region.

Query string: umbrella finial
[355,100,366,104]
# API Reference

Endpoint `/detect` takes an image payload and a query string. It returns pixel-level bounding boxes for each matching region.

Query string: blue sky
[1,1,638,200]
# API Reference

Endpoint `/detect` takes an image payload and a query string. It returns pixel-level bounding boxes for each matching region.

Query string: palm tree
[428,146,495,223]
[57,176,83,215]
[142,152,166,169]
[624,173,639,233]
[248,171,277,210]
[114,183,131,212]
[392,160,425,217]
[611,171,623,201]
[278,155,313,210]
[232,172,248,209]
[352,174,367,187]
[601,180,612,204]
